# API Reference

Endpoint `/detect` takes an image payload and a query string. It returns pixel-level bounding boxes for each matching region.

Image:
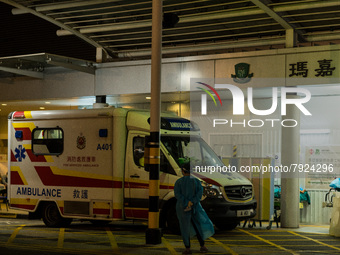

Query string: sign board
[304,146,340,189]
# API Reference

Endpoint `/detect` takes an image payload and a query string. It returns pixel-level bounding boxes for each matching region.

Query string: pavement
[2,202,339,255]
[0,202,331,234]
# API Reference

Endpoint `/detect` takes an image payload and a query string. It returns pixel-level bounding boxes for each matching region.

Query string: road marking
[209,236,238,255]
[0,214,16,218]
[239,229,298,255]
[7,224,25,244]
[4,241,114,255]
[106,227,120,254]
[289,231,340,251]
[162,237,177,254]
[58,228,65,248]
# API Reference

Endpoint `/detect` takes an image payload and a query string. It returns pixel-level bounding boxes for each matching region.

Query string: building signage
[289,59,336,78]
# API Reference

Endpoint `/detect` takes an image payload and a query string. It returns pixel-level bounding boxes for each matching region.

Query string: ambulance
[8,107,256,231]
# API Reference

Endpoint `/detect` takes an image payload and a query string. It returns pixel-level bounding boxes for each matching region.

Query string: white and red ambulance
[8,108,256,231]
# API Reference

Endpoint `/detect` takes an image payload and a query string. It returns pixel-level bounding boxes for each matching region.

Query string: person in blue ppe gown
[174,163,215,254]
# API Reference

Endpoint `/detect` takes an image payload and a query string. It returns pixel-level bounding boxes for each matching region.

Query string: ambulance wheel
[42,202,72,227]
[166,204,180,234]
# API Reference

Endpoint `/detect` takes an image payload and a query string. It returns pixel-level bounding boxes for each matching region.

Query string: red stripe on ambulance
[35,166,122,188]
[124,182,174,190]
[124,209,148,219]
[93,208,110,215]
[191,172,222,187]
[11,204,35,210]
[113,209,122,218]
[10,171,25,185]
[132,209,148,219]
[10,150,17,162]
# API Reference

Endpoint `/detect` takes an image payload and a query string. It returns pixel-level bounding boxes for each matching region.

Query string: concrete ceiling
[1,0,340,61]
[1,0,340,116]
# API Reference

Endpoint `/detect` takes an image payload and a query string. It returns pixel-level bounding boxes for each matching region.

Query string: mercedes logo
[240,186,247,198]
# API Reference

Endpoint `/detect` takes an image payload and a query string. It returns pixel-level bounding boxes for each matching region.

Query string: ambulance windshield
[161,136,223,168]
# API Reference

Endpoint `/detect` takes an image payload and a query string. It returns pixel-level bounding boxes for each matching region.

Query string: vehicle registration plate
[237,209,253,217]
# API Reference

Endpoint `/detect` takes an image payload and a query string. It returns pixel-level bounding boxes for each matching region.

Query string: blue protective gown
[174,175,215,247]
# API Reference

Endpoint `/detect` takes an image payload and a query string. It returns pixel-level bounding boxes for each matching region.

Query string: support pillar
[280,93,300,228]
[145,0,162,245]
[96,47,103,63]
[286,28,297,48]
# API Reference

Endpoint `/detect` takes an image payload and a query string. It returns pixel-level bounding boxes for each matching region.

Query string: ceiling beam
[250,0,293,29]
[117,37,286,58]
[45,59,95,75]
[250,0,306,46]
[35,0,122,12]
[0,66,44,79]
[55,0,340,36]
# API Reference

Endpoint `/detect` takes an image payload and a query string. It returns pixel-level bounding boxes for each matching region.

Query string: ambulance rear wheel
[42,202,72,227]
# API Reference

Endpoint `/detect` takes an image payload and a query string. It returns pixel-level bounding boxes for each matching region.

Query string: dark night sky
[0,2,96,61]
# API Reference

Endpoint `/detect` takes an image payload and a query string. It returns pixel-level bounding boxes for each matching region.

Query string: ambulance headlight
[201,182,223,199]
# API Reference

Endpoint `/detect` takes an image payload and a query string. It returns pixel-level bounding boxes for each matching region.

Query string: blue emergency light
[99,129,108,137]
[15,130,23,139]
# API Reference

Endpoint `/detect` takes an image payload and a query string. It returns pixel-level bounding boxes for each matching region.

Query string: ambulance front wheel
[42,202,72,227]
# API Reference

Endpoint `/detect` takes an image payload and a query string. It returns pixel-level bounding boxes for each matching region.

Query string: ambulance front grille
[224,185,252,200]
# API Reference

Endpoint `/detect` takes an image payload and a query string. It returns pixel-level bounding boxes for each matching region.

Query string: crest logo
[77,135,86,150]
[231,63,253,83]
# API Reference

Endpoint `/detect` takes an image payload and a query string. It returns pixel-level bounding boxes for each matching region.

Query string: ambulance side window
[133,136,176,175]
[133,137,145,167]
[32,128,64,155]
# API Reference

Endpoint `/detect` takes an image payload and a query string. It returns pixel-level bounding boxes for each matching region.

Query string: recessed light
[45,102,51,104]
[146,97,151,100]
[40,107,45,110]
[1,104,7,106]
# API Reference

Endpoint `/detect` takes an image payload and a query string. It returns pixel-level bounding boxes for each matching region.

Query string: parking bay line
[5,241,114,255]
[6,224,25,245]
[106,227,120,254]
[209,236,238,255]
[288,231,340,252]
[238,229,298,255]
[162,237,177,255]
[58,228,65,248]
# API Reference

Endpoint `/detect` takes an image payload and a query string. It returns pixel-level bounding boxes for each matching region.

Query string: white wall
[0,68,95,101]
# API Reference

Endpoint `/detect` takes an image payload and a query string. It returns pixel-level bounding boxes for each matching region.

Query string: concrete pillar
[145,0,162,245]
[286,29,297,48]
[280,93,300,228]
[96,47,103,63]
